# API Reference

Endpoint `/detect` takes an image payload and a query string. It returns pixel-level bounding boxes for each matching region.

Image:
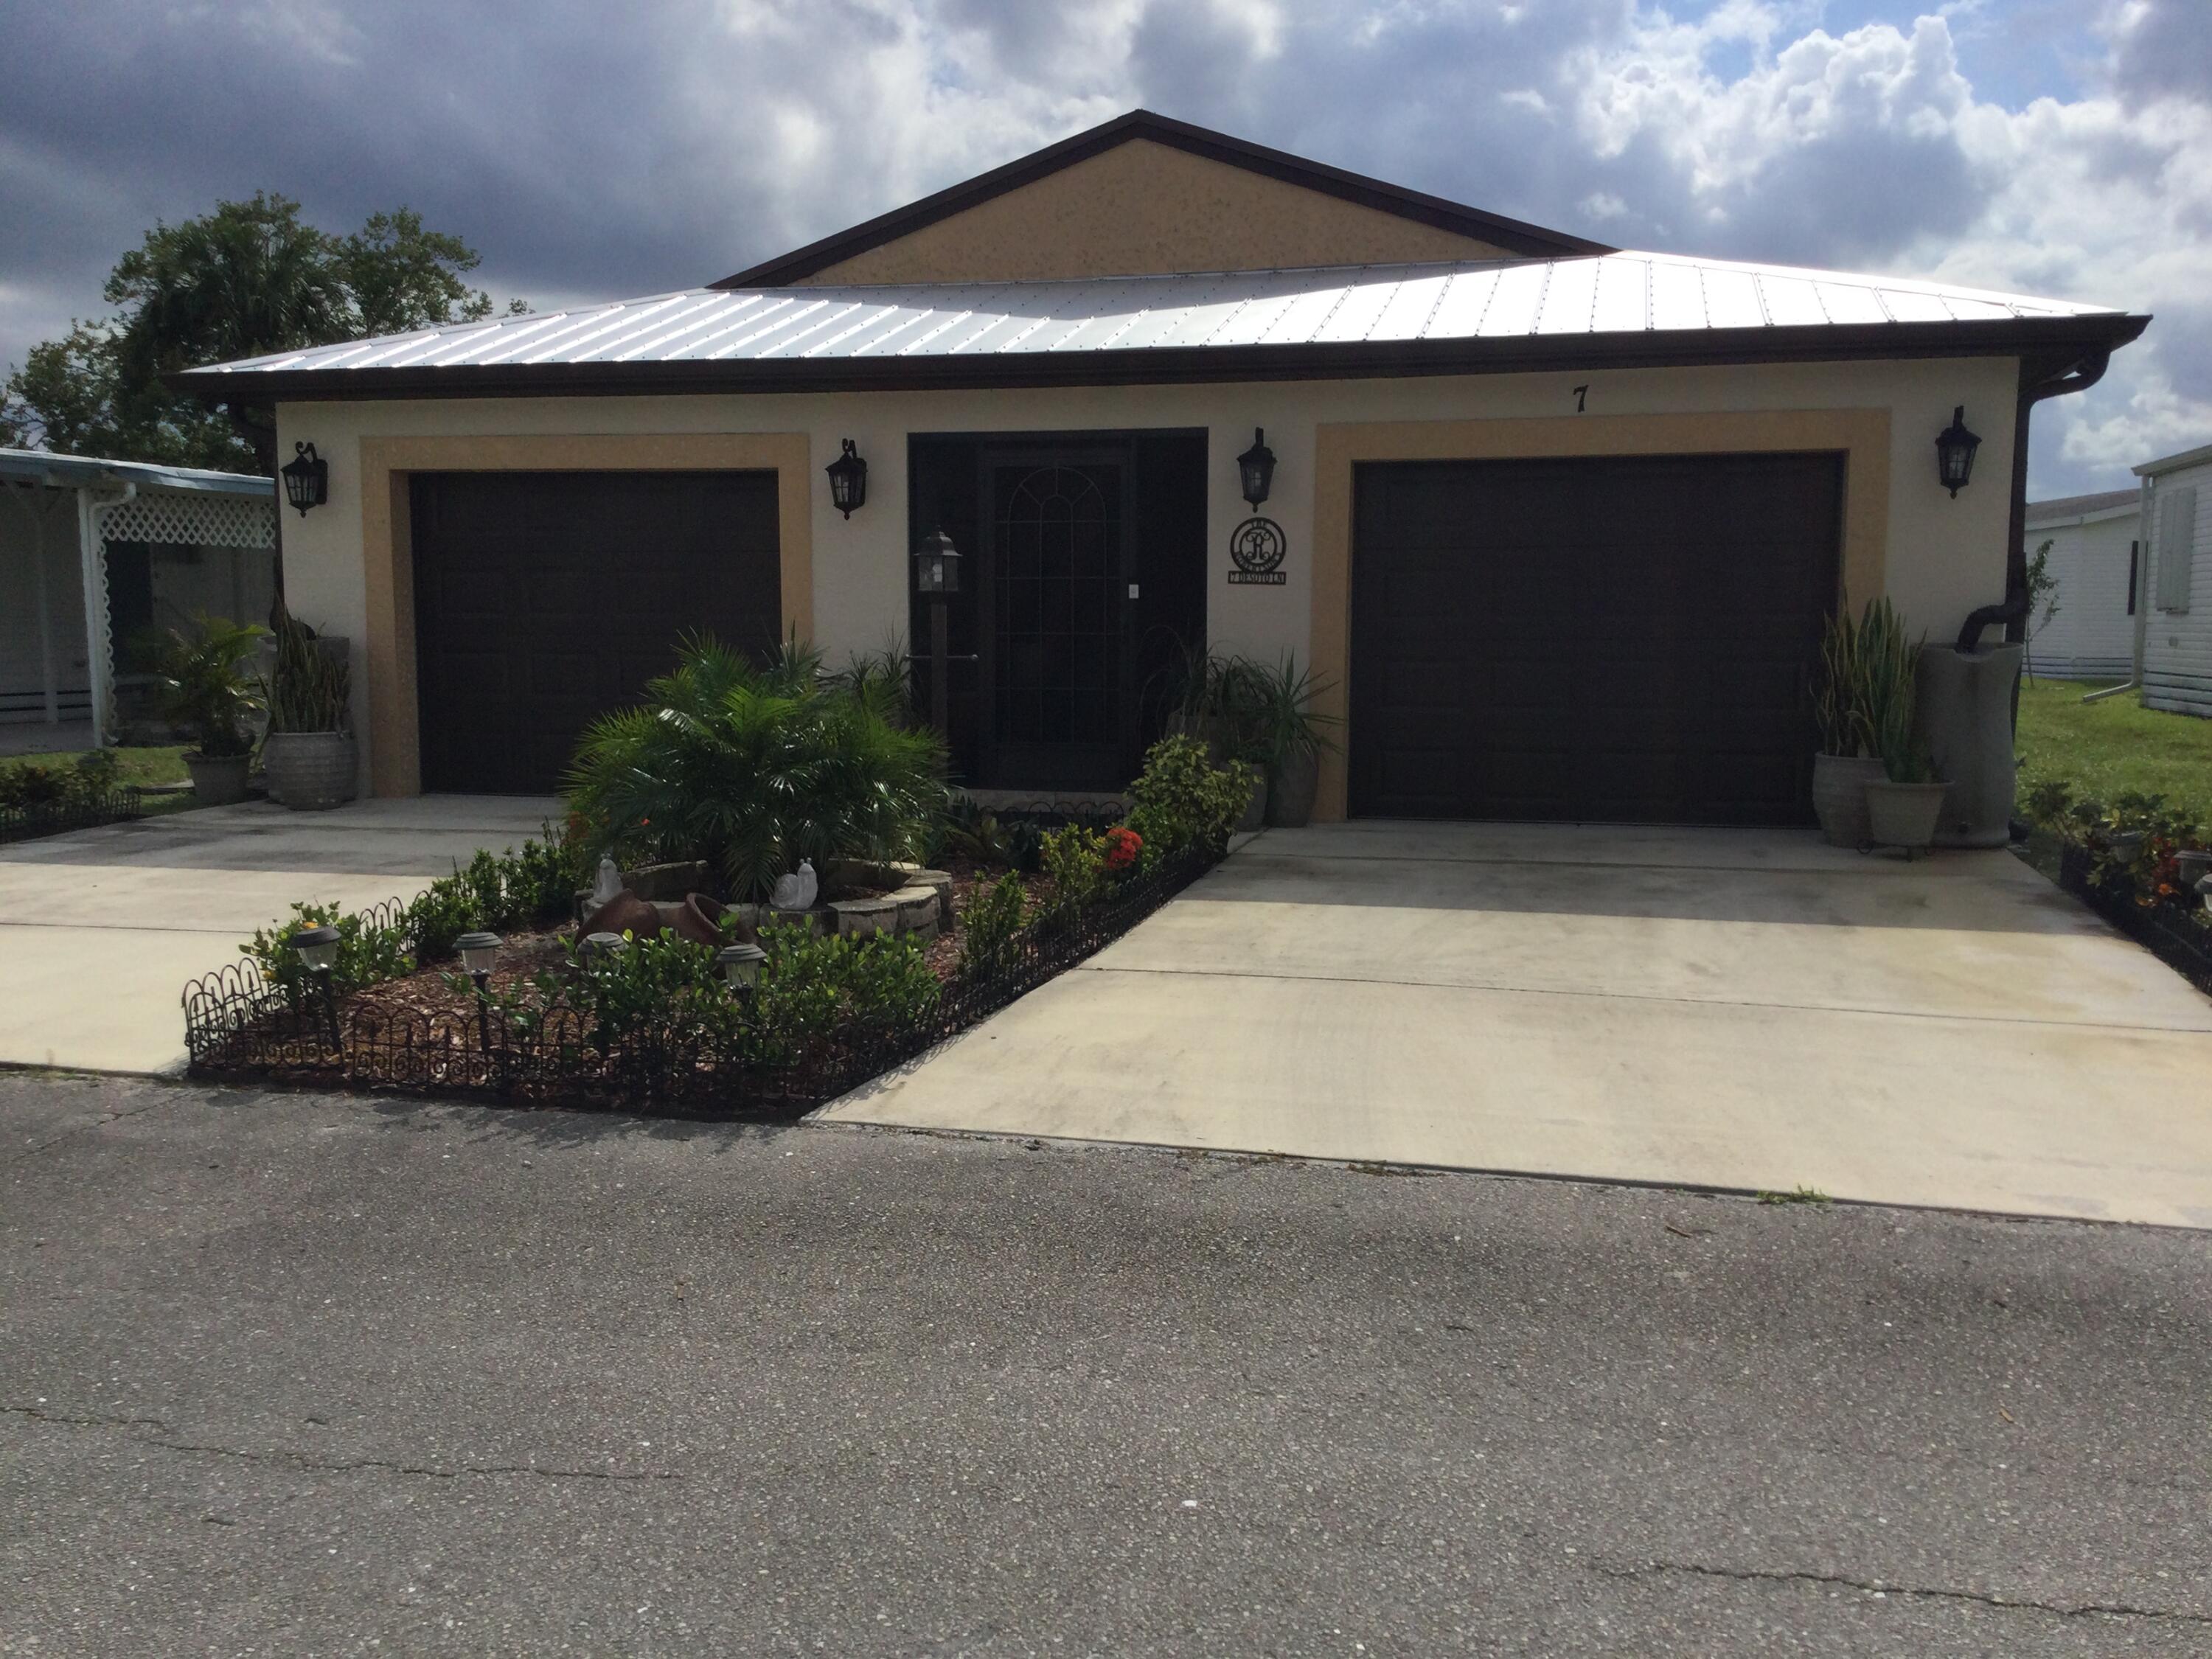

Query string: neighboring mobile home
[175,111,2150,819]
[0,448,276,749]
[2020,489,2140,681]
[2133,442,2212,717]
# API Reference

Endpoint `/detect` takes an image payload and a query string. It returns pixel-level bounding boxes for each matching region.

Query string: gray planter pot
[1811,753,1885,847]
[183,751,251,807]
[1235,771,1267,833]
[1863,779,1950,855]
[263,732,358,811]
[1266,749,1320,828]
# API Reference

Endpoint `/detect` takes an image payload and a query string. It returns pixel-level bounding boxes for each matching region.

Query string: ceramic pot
[263,731,358,810]
[1235,771,1266,833]
[1863,779,1951,855]
[1266,749,1320,829]
[579,891,660,942]
[183,751,251,807]
[1811,754,1886,847]
[676,891,755,947]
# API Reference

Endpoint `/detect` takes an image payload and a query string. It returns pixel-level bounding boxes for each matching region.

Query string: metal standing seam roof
[0,446,274,497]
[175,249,2140,390]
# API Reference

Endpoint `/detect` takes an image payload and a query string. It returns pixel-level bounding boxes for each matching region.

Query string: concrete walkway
[0,796,560,1074]
[827,821,2212,1227]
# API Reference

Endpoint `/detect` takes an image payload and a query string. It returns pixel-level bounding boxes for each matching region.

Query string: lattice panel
[101,488,275,551]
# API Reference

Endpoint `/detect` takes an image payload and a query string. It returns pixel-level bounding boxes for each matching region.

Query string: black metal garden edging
[2055,845,2212,995]
[181,845,1219,1121]
[0,786,145,846]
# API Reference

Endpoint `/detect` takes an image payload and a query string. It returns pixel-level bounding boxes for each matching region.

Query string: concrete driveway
[0,796,560,1074]
[828,821,2212,1227]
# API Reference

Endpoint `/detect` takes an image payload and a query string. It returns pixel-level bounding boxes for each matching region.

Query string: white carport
[0,448,276,749]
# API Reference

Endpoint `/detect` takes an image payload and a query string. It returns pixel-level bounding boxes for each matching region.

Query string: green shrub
[1124,735,1257,860]
[749,925,941,1062]
[564,634,948,900]
[1038,824,1106,914]
[0,752,127,813]
[243,900,413,994]
[402,876,478,963]
[506,827,594,925]
[959,872,1028,977]
[566,928,748,1057]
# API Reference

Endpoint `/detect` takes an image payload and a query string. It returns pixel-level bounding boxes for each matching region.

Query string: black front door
[979,454,1131,791]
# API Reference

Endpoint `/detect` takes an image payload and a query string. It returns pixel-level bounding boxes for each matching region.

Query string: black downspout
[2003,347,2115,644]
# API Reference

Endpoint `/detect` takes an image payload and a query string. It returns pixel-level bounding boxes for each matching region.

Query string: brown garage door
[411,471,781,794]
[1350,453,1843,824]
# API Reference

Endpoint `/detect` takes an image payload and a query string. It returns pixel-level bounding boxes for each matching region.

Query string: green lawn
[2016,680,2212,825]
[0,745,190,787]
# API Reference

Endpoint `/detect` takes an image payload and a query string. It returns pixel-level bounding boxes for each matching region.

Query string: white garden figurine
[770,858,818,912]
[591,854,624,906]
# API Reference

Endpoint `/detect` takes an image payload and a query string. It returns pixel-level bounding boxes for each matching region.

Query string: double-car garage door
[1351,453,1844,826]
[411,471,780,794]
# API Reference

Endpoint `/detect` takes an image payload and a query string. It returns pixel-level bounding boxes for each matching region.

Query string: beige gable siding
[2143,463,2212,715]
[796,139,1513,285]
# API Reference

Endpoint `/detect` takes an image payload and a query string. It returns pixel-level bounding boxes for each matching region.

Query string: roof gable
[717,110,1609,288]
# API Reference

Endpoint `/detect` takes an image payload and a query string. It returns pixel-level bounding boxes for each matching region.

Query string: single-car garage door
[411,471,781,794]
[1351,453,1843,824]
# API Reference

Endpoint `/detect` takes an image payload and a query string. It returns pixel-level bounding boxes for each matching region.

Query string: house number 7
[1571,384,1588,413]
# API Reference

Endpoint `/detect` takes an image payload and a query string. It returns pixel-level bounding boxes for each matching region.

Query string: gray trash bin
[1918,641,2022,849]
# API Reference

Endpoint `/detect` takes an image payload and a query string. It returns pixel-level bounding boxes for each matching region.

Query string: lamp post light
[825,439,869,518]
[1934,406,1980,498]
[911,527,963,735]
[289,924,342,1049]
[581,931,627,964]
[717,941,768,995]
[455,931,503,1052]
[280,442,330,518]
[1237,428,1277,508]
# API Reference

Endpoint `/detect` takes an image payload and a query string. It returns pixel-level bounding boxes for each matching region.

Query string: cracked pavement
[4,1072,2209,1655]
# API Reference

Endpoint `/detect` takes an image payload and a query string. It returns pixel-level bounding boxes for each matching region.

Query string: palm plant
[1244,652,1339,772]
[564,634,948,900]
[156,612,268,758]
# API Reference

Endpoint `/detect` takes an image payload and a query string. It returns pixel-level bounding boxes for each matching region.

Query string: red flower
[1103,826,1142,871]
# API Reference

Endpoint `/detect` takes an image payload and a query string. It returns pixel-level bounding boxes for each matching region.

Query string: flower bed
[182,842,1218,1121]
[0,785,144,846]
[2016,781,2212,995]
[2052,844,2212,995]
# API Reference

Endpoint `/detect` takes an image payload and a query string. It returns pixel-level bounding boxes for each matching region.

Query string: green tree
[2,193,521,474]
[2023,538,2062,684]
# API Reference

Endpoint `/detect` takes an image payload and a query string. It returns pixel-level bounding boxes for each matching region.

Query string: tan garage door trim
[358,433,812,798]
[1310,409,1890,821]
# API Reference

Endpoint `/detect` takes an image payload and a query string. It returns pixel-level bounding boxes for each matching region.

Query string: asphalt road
[4,1072,2208,1657]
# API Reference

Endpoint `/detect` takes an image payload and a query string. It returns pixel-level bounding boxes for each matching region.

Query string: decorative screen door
[984,458,1128,790]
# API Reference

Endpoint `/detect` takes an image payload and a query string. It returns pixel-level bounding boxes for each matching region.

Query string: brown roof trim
[178,313,2148,406]
[714,109,1612,288]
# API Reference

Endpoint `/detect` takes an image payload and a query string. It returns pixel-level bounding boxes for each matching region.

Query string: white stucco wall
[276,352,2021,788]
[2023,507,2138,680]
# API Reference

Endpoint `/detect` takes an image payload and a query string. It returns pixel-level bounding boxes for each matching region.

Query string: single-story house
[2020,488,2140,681]
[176,110,2149,821]
[0,447,276,750]
[2132,442,2212,717]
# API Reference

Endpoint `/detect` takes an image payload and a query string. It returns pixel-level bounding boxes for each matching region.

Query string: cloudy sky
[4,0,2205,495]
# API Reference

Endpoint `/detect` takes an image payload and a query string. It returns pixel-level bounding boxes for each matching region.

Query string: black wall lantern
[1237,427,1276,508]
[1934,406,1981,498]
[280,441,328,518]
[825,438,868,518]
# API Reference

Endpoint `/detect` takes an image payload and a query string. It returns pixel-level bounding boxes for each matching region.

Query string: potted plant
[262,608,358,810]
[1857,600,1949,855]
[1164,649,1268,830]
[1808,601,1888,847]
[1249,653,1340,829]
[156,613,268,806]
